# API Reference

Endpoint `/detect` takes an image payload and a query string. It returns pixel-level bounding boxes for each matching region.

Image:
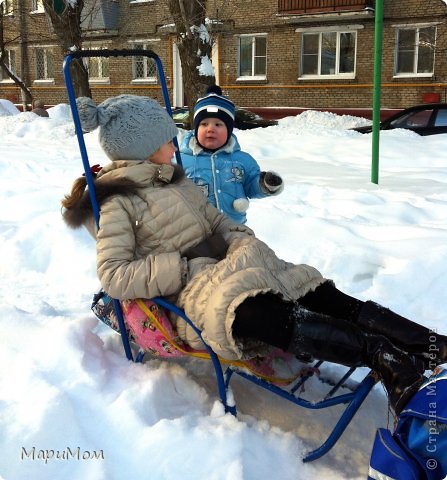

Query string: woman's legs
[232,293,294,351]
[299,282,447,368]
[357,301,447,368]
[297,281,363,322]
[285,305,425,415]
[232,283,363,351]
[233,290,425,415]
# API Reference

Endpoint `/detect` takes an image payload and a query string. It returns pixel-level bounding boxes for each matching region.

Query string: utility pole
[371,0,383,184]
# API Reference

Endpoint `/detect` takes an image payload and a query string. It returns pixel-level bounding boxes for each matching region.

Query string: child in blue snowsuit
[180,86,283,224]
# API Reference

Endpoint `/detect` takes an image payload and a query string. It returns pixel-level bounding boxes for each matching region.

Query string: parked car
[172,106,278,130]
[351,103,447,136]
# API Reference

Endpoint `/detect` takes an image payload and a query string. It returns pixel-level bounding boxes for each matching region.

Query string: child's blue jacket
[179,131,270,224]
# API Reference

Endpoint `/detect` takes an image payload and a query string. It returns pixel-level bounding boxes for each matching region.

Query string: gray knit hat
[76,95,178,161]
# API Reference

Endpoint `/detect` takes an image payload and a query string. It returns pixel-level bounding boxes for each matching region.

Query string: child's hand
[261,171,284,194]
[265,171,282,187]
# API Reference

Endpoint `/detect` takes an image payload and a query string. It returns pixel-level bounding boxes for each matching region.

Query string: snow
[197,54,215,77]
[0,98,20,116]
[192,23,215,77]
[1,104,446,480]
[192,23,211,45]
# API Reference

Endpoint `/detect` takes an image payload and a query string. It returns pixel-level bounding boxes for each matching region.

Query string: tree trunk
[167,0,215,112]
[0,55,33,104]
[42,0,92,98]
[68,59,92,98]
[176,37,213,107]
[0,4,33,106]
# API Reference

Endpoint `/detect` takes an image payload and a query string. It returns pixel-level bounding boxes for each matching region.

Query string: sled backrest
[63,49,181,360]
[63,49,182,228]
[63,50,238,408]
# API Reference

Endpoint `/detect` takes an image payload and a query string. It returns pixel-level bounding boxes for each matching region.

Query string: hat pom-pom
[76,97,100,133]
[205,84,223,96]
[233,198,249,213]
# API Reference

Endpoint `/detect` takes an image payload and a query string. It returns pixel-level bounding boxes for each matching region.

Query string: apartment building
[1,0,447,110]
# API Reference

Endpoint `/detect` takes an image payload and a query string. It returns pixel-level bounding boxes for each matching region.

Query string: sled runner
[63,49,377,462]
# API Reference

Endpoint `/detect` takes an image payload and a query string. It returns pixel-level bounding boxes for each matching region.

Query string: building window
[301,31,356,78]
[2,0,14,15]
[35,48,54,80]
[132,45,157,82]
[0,49,16,82]
[238,35,267,79]
[395,26,436,77]
[84,47,110,83]
[31,0,44,12]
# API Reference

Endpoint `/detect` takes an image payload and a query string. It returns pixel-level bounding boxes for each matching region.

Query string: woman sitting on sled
[61,94,447,417]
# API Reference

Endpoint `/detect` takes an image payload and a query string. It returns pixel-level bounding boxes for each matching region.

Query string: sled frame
[63,49,377,463]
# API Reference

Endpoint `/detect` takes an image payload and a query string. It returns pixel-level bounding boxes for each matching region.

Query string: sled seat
[63,48,377,463]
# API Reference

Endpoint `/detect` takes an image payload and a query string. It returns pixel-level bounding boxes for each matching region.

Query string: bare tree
[0,2,33,107]
[167,0,215,110]
[42,0,91,98]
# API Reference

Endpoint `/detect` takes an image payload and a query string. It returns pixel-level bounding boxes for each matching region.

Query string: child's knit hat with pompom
[193,85,235,144]
[76,94,178,161]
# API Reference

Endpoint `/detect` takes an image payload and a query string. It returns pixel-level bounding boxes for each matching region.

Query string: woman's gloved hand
[183,233,229,261]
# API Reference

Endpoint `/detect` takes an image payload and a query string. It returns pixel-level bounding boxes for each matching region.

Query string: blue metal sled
[63,49,377,463]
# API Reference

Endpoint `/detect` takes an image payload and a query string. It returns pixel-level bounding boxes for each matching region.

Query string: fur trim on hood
[62,179,141,229]
[62,163,185,229]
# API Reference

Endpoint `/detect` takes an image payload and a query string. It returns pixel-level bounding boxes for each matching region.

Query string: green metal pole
[371,0,384,184]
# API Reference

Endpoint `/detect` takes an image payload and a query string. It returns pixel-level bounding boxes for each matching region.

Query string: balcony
[278,0,374,15]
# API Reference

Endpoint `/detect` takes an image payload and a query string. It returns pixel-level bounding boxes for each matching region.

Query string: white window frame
[393,24,437,78]
[34,47,55,83]
[237,34,267,81]
[0,49,17,83]
[297,26,359,80]
[31,0,44,13]
[83,45,110,84]
[129,41,159,84]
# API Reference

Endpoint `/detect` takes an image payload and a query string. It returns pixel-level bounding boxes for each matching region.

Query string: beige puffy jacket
[70,160,326,360]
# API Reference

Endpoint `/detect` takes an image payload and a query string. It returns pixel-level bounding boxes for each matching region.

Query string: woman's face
[197,117,228,150]
[149,140,177,165]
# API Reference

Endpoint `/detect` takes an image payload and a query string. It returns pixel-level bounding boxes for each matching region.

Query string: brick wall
[1,0,447,110]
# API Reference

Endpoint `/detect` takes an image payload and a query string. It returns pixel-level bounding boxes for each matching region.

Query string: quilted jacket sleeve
[96,195,185,300]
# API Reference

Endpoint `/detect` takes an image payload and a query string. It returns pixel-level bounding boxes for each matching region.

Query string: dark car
[172,106,278,130]
[352,103,447,136]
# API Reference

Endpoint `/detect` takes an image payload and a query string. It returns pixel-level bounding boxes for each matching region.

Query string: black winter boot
[358,301,447,370]
[287,306,425,416]
[233,293,295,351]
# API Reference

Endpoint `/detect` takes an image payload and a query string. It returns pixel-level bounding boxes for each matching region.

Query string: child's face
[149,140,177,165]
[197,118,228,150]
